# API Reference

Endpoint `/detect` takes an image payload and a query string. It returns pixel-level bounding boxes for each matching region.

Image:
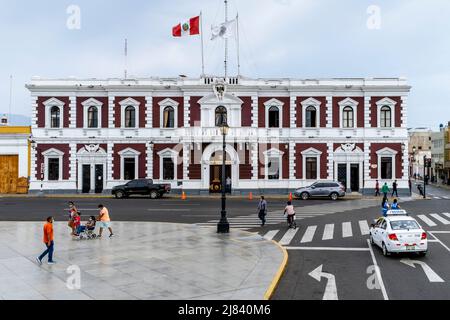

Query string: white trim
[338,97,359,129]
[119,97,140,129]
[301,97,321,128]
[201,143,240,189]
[82,98,103,129]
[264,98,284,128]
[157,148,179,181]
[301,147,322,180]
[263,148,284,180]
[158,98,179,129]
[44,97,65,129]
[376,97,397,129]
[42,148,64,181]
[76,145,107,192]
[118,147,141,180]
[376,147,398,180]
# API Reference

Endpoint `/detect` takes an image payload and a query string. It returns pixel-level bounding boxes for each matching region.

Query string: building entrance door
[0,155,18,194]
[82,165,91,193]
[350,164,360,192]
[209,165,231,193]
[337,164,347,192]
[95,165,104,194]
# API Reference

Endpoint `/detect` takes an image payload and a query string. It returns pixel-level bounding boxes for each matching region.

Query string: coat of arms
[213,79,227,101]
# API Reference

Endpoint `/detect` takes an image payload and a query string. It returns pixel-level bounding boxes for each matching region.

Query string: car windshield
[390,220,420,231]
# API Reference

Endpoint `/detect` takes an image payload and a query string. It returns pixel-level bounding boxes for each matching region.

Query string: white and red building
[27,76,411,195]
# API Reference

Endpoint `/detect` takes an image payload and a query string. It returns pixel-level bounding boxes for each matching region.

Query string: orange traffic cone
[249,192,253,200]
[181,192,187,200]
[289,192,293,201]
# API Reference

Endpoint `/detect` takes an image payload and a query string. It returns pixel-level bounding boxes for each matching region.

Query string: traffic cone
[181,192,187,200]
[289,192,293,201]
[249,192,253,200]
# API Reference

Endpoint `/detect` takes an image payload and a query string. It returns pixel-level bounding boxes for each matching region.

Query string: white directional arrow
[400,259,445,283]
[308,265,338,300]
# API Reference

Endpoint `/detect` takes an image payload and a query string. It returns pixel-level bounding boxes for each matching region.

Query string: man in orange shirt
[97,204,114,238]
[36,216,56,265]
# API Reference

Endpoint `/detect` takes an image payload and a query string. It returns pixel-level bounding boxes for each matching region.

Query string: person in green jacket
[381,183,390,198]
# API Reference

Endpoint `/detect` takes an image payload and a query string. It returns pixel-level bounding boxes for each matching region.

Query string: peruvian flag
[172,16,200,37]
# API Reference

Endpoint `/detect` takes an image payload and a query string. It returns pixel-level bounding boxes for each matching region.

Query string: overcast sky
[0,0,449,129]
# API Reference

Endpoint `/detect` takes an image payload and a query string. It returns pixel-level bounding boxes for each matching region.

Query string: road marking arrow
[308,265,338,300]
[400,259,445,283]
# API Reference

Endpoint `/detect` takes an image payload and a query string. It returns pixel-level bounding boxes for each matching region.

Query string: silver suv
[294,181,346,201]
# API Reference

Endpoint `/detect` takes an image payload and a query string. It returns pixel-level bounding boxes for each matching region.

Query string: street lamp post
[217,124,230,234]
[423,155,427,199]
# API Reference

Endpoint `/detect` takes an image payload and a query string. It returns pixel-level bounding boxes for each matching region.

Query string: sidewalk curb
[263,239,289,301]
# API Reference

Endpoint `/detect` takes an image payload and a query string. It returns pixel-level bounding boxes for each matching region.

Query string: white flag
[211,19,237,40]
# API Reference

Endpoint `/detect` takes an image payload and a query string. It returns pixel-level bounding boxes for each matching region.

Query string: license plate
[406,246,416,251]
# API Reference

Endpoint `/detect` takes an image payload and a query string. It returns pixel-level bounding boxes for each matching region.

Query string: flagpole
[124,38,128,79]
[200,11,205,77]
[236,13,241,77]
[224,0,228,79]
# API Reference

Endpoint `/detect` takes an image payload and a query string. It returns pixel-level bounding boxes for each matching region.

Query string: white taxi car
[369,210,428,257]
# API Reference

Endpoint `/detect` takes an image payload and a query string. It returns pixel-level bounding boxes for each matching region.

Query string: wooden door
[0,155,19,194]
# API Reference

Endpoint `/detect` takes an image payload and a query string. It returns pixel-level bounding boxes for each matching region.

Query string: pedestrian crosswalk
[257,212,450,247]
[428,194,449,200]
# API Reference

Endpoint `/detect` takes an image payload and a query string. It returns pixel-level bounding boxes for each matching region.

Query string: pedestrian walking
[68,201,78,236]
[36,216,56,265]
[408,179,412,194]
[381,183,390,199]
[226,176,232,194]
[392,180,399,198]
[284,201,297,229]
[97,204,114,238]
[257,196,267,227]
[375,180,380,197]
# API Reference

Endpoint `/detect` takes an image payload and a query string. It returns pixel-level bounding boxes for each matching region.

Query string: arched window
[125,106,136,128]
[50,106,60,128]
[380,106,392,128]
[268,106,280,128]
[87,106,98,128]
[305,106,317,128]
[215,106,227,127]
[163,106,175,128]
[342,106,354,128]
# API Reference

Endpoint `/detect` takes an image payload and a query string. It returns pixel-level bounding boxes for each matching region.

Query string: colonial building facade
[27,76,411,195]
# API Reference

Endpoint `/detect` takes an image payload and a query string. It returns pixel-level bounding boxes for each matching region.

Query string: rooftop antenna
[124,38,128,79]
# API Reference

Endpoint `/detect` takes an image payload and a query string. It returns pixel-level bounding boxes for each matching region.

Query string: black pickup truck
[112,179,171,199]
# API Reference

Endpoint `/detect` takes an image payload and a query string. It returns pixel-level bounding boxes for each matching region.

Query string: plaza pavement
[0,222,285,300]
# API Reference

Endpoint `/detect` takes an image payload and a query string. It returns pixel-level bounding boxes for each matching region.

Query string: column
[145,95,153,128]
[290,96,297,128]
[364,96,371,128]
[183,143,190,181]
[31,96,38,129]
[327,142,334,180]
[251,95,258,128]
[401,96,408,128]
[68,96,76,128]
[108,95,115,128]
[107,144,114,182]
[146,143,154,179]
[289,142,296,180]
[69,143,77,182]
[251,142,259,180]
[402,140,409,181]
[326,96,333,128]
[364,143,371,189]
[184,96,190,128]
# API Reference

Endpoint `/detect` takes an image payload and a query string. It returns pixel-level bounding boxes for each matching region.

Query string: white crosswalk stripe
[322,224,334,240]
[359,220,370,235]
[301,226,317,243]
[417,215,438,227]
[443,213,450,219]
[342,222,353,238]
[279,228,299,246]
[443,196,449,200]
[430,214,450,225]
[263,230,280,241]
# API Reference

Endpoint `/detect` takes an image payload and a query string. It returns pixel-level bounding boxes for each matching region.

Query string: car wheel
[115,191,125,199]
[150,190,159,199]
[370,234,375,245]
[382,243,390,256]
[301,192,310,200]
[330,193,339,201]
[418,251,427,257]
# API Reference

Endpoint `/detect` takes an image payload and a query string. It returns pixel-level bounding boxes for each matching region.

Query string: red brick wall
[112,144,147,180]
[333,97,364,128]
[239,148,252,179]
[152,144,183,180]
[190,97,202,127]
[240,97,253,127]
[153,97,184,128]
[35,144,70,180]
[295,143,328,180]
[258,143,289,179]
[188,148,201,180]
[258,97,290,128]
[370,143,403,179]
[36,97,70,128]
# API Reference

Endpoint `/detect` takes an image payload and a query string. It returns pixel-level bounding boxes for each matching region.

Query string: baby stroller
[77,216,97,240]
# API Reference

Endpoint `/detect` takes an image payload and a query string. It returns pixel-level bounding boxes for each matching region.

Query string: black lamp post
[217,123,230,234]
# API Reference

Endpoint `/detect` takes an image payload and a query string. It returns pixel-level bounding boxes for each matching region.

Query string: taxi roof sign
[386,209,408,216]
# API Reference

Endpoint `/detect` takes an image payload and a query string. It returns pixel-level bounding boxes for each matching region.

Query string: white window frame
[376,97,397,128]
[44,97,65,129]
[264,98,284,129]
[42,148,64,181]
[338,97,359,129]
[158,98,179,129]
[119,97,140,129]
[264,148,284,180]
[158,148,179,181]
[82,98,103,129]
[118,147,141,180]
[301,147,322,180]
[376,147,398,180]
[301,97,321,128]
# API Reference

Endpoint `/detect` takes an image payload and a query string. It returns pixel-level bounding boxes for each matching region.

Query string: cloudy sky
[0,0,449,128]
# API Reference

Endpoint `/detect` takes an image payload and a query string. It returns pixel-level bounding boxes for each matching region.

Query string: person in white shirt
[284,201,297,229]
